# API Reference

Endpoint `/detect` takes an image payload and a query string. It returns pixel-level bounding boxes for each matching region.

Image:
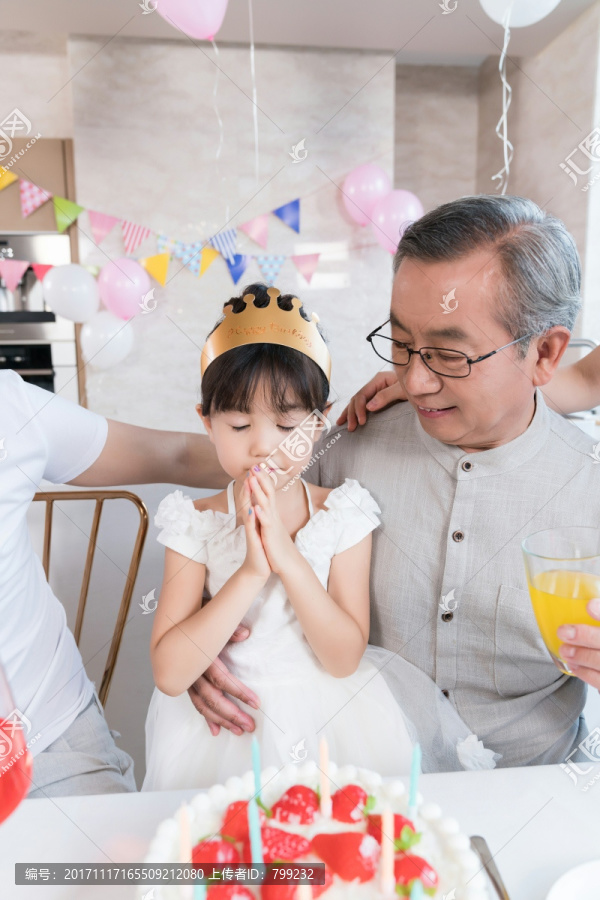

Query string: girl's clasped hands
[240,466,298,580]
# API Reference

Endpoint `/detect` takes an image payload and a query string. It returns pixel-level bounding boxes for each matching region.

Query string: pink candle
[380,806,395,896]
[179,804,193,900]
[319,738,331,817]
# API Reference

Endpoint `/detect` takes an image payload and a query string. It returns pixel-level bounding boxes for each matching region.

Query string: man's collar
[415,388,549,478]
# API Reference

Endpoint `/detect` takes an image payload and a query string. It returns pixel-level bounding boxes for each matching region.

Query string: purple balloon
[342,164,392,226]
[156,0,229,40]
[98,259,151,320]
[370,190,424,254]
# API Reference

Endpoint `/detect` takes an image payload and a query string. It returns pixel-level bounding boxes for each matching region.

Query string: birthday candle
[252,734,262,798]
[408,743,421,817]
[247,795,264,864]
[178,804,193,900]
[297,885,312,900]
[319,737,331,817]
[380,806,395,896]
[194,882,207,900]
[409,880,424,899]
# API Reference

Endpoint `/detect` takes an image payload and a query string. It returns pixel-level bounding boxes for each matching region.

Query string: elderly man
[190,194,600,768]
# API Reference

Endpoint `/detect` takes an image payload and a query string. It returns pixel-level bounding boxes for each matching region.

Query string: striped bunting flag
[121,220,152,255]
[208,228,237,263]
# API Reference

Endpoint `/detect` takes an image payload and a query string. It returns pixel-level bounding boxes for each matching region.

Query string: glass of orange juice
[522,526,600,675]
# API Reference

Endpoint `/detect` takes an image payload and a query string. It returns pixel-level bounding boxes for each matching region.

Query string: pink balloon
[156,0,229,40]
[370,190,424,254]
[342,164,392,226]
[98,258,151,320]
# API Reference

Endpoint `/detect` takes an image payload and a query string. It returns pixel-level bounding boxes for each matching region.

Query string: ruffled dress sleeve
[325,478,382,555]
[154,490,221,565]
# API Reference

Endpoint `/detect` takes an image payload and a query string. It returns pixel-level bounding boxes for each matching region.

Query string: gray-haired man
[189,195,600,768]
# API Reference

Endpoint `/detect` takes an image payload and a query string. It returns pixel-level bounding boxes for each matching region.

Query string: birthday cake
[140,761,489,899]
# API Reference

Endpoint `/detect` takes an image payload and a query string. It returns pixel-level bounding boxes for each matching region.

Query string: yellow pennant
[0,167,18,191]
[200,246,220,277]
[139,252,170,286]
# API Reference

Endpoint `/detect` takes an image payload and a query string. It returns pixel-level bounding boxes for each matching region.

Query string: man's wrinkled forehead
[389,308,472,342]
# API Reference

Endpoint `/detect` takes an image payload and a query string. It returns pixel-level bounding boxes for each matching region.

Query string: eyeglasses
[366,319,535,378]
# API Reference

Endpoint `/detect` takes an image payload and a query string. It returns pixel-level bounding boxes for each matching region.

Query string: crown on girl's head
[200,286,331,383]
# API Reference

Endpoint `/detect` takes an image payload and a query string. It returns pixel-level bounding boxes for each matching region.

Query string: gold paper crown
[200,286,331,382]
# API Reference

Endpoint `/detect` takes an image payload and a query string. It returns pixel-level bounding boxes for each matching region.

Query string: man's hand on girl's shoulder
[336,371,408,432]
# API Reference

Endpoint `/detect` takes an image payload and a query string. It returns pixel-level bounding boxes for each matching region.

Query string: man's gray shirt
[307,388,595,766]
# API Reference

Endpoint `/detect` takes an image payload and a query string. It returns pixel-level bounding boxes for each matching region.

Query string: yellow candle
[319,737,331,816]
[380,806,395,896]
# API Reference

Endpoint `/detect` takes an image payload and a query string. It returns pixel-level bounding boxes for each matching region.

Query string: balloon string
[491,0,515,195]
[211,38,224,162]
[248,0,260,184]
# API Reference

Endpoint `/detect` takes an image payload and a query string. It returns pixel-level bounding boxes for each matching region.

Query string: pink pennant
[19,180,52,218]
[121,220,151,255]
[88,210,120,246]
[32,263,53,282]
[239,214,269,249]
[0,259,30,292]
[290,253,320,285]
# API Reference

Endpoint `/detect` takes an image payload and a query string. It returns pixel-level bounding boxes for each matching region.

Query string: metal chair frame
[32,490,148,706]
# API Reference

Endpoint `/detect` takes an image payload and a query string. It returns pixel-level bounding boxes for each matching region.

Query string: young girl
[142,284,497,791]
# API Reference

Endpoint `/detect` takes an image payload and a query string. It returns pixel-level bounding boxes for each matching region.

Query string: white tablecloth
[1,764,599,899]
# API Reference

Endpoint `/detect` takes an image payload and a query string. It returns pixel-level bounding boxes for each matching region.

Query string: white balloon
[42,263,100,323]
[480,0,562,27]
[80,310,134,370]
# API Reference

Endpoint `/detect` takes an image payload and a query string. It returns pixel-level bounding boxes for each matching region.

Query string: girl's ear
[196,403,213,440]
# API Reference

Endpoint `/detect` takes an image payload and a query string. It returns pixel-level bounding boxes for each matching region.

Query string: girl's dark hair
[201,282,330,417]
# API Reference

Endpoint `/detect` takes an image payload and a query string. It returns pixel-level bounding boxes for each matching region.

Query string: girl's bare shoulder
[192,491,228,514]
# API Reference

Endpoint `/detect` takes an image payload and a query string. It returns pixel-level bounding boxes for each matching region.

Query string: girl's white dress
[143,478,498,791]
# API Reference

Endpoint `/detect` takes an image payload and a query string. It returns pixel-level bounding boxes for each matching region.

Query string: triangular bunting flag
[208,228,237,263]
[0,259,30,292]
[239,214,269,249]
[0,168,18,191]
[199,246,220,276]
[255,255,286,286]
[31,264,53,283]
[19,180,52,218]
[139,252,170,286]
[53,197,84,233]
[88,210,120,246]
[291,253,320,285]
[225,253,251,285]
[121,220,152,255]
[158,236,202,276]
[272,199,300,233]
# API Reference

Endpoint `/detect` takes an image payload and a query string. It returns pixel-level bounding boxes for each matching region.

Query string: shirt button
[452,530,464,542]
[461,460,474,472]
[441,611,454,622]
[442,689,450,698]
